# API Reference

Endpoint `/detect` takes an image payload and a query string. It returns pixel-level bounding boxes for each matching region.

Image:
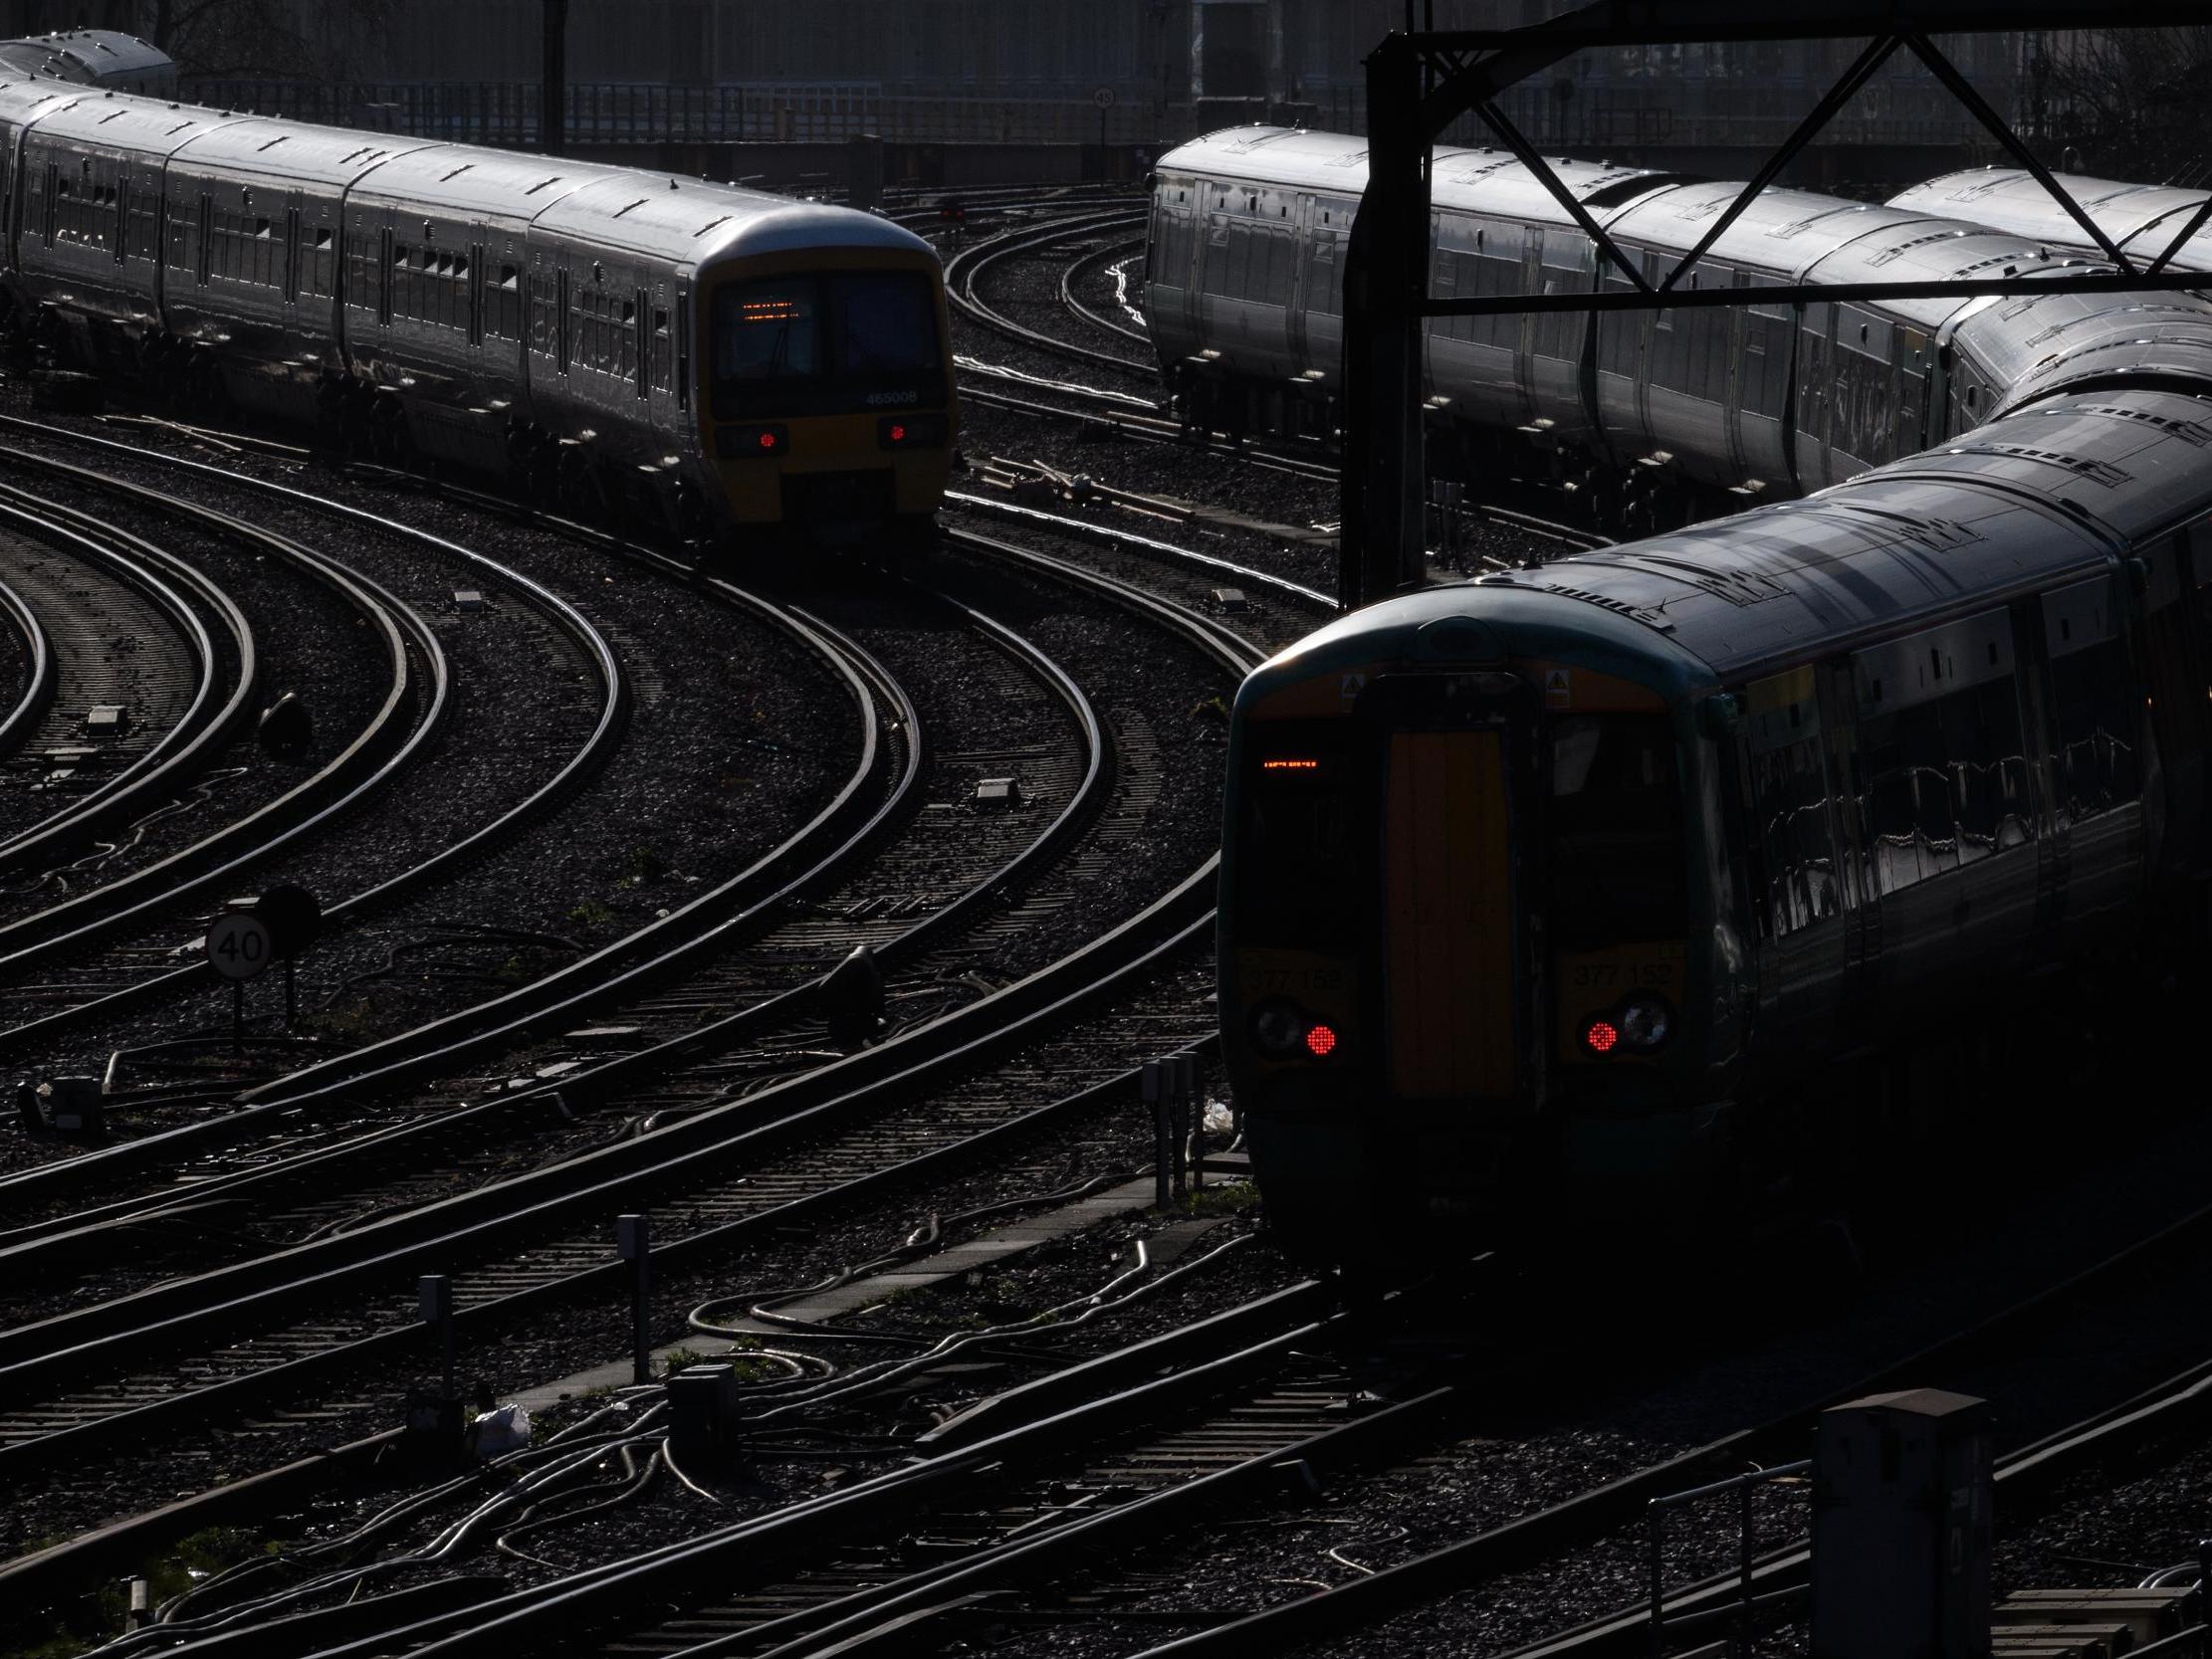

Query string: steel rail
[1103,1170,2212,1659]
[295,1283,1393,1659]
[0,459,441,973]
[945,208,1157,374]
[0,534,1253,1489]
[948,488,1336,611]
[1058,233,1152,348]
[0,421,635,918]
[0,483,255,879]
[0,567,54,763]
[0,552,885,1219]
[0,578,1102,1274]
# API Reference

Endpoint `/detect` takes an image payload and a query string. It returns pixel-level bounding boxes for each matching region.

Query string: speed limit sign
[206,912,274,981]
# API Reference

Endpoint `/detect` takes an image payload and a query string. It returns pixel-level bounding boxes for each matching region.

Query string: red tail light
[716,423,789,459]
[1581,1018,1620,1056]
[879,413,949,451]
[1304,1023,1338,1058]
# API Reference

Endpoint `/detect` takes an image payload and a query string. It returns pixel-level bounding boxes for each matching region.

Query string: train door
[2037,574,2142,941]
[1423,207,1450,410]
[1736,666,1848,1057]
[1793,301,1837,489]
[2133,533,2205,897]
[1287,191,1314,370]
[1895,323,1933,458]
[1818,659,1879,1035]
[1513,233,1541,417]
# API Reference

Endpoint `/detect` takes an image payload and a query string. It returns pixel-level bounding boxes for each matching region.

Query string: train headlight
[1251,998,1306,1059]
[1617,994,1672,1052]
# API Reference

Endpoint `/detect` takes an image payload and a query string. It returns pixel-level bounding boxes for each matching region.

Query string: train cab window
[1547,716,1686,949]
[714,279,819,392]
[710,272,943,419]
[831,272,939,375]
[1235,737,1364,948]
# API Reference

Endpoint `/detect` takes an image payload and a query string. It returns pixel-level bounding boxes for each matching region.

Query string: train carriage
[0,72,956,545]
[1188,128,2212,1265]
[1223,390,2212,1265]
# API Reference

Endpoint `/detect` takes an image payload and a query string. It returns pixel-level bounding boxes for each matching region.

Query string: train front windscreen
[710,272,946,419]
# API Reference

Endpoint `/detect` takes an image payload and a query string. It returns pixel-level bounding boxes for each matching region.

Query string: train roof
[0,30,173,92]
[529,176,930,265]
[1282,391,2212,688]
[163,117,436,190]
[1156,125,1679,222]
[22,90,245,161]
[1892,168,2212,268]
[1480,391,2212,680]
[1161,127,2084,333]
[0,79,927,270]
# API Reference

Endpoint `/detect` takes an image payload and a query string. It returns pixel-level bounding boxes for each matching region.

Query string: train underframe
[1168,358,1718,544]
[1266,939,2177,1281]
[2,294,894,553]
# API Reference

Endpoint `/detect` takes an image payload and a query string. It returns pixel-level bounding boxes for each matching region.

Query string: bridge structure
[1341,1,2212,607]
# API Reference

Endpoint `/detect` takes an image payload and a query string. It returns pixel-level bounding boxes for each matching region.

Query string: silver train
[1147,126,2212,531]
[0,71,958,540]
[1891,165,2212,272]
[1183,129,2212,1258]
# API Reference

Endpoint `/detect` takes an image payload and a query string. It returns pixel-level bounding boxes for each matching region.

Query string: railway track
[0,561,55,764]
[0,496,238,869]
[1060,233,1151,349]
[0,522,1253,1556]
[0,441,660,1101]
[0,571,1104,1299]
[945,208,1157,379]
[0,452,442,1006]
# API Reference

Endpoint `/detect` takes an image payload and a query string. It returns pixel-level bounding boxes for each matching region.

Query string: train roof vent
[1941,441,2130,487]
[441,162,474,181]
[1867,227,1970,267]
[2071,402,2212,446]
[1325,148,1368,168]
[1581,172,1685,208]
[1832,503,1982,551]
[524,175,564,195]
[1533,581,1674,630]
[611,197,649,219]
[692,214,733,238]
[257,133,286,151]
[1616,554,1791,607]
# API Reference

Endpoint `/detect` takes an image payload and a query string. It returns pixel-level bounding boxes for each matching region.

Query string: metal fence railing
[179,79,1175,148]
[174,76,2008,156]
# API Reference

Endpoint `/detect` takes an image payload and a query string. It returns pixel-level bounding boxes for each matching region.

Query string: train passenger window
[1303,232,1341,317]
[492,266,522,341]
[1741,673,1840,938]
[1942,678,2031,858]
[1548,716,1686,949]
[2044,577,2139,820]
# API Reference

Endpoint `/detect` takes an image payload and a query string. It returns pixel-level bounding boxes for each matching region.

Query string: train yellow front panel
[1384,730,1515,1100]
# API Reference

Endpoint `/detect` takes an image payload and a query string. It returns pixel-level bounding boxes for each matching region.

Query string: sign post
[1092,85,1115,157]
[254,885,323,1029]
[205,911,274,1053]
